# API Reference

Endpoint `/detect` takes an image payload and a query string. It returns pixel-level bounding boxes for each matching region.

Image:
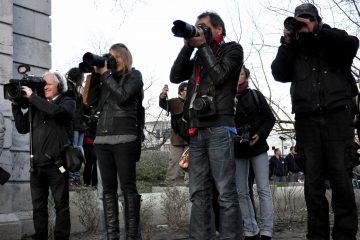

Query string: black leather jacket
[12,92,76,166]
[170,41,243,128]
[271,24,359,114]
[87,69,143,137]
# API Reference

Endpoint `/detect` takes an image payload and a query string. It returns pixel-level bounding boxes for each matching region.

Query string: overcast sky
[50,0,297,151]
[50,0,360,152]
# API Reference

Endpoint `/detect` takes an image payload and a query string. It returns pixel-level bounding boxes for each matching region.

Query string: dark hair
[178,82,188,94]
[290,146,295,151]
[242,66,250,79]
[197,11,226,37]
[274,148,280,154]
[65,67,84,87]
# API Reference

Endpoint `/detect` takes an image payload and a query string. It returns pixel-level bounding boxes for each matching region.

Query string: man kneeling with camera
[11,71,76,240]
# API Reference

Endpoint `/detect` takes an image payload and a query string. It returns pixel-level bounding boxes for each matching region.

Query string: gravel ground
[69,223,307,240]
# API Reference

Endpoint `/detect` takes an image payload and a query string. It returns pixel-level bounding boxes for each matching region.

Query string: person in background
[269,148,288,182]
[12,71,75,240]
[159,82,189,187]
[87,43,143,240]
[285,146,301,182]
[82,104,98,188]
[65,67,86,190]
[234,66,275,240]
[170,11,244,239]
[271,3,359,239]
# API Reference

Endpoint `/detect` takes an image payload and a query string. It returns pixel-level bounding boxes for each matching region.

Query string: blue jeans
[273,176,287,182]
[189,127,240,240]
[235,152,273,237]
[69,131,85,183]
[72,131,84,155]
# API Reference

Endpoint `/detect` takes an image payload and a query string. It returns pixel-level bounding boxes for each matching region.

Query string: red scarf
[236,81,249,96]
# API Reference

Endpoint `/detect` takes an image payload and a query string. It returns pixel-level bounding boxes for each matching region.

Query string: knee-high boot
[124,193,142,240]
[103,193,120,240]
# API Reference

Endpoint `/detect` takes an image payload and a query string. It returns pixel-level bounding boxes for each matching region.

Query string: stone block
[0,213,21,240]
[13,34,51,69]
[13,6,51,42]
[0,24,13,55]
[16,211,34,238]
[14,0,51,15]
[0,0,12,24]
[0,55,13,84]
[0,182,32,213]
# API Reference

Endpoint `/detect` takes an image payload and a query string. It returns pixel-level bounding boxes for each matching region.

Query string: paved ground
[69,223,308,240]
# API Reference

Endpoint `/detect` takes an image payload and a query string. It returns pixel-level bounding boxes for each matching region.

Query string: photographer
[12,72,75,240]
[170,11,243,239]
[271,3,359,239]
[159,83,189,187]
[86,43,143,240]
[234,66,275,240]
[65,67,86,190]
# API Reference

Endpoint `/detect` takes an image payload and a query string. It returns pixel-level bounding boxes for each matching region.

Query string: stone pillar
[0,0,51,239]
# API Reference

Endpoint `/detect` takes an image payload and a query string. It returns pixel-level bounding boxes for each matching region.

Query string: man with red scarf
[170,11,244,239]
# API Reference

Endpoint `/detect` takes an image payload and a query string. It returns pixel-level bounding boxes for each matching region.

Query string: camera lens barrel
[284,17,305,32]
[172,20,197,38]
[83,52,106,67]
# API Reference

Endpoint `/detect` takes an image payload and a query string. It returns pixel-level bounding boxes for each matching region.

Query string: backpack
[171,113,189,142]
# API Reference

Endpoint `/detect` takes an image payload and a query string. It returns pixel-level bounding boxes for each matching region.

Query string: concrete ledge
[0,213,22,240]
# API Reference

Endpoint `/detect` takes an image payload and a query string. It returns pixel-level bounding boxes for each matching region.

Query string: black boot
[124,193,142,240]
[103,193,120,240]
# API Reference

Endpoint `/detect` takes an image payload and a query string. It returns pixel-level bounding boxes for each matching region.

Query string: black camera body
[4,67,45,106]
[192,95,216,118]
[284,17,306,32]
[79,52,117,73]
[171,20,212,43]
[236,124,252,145]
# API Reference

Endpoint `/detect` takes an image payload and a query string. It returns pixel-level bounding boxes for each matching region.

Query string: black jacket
[87,69,144,137]
[269,155,288,177]
[170,41,243,128]
[159,95,186,146]
[12,92,76,166]
[67,80,86,132]
[271,24,359,114]
[234,89,275,158]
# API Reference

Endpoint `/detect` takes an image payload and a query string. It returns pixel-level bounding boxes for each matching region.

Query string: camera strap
[189,66,201,109]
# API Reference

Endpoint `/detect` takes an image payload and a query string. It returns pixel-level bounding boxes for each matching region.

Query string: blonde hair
[110,43,133,72]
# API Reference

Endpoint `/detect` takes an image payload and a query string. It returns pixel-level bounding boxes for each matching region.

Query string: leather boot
[124,193,142,240]
[103,193,120,240]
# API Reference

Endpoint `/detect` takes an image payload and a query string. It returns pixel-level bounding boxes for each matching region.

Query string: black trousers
[83,142,98,187]
[295,108,358,240]
[30,164,70,240]
[95,141,139,196]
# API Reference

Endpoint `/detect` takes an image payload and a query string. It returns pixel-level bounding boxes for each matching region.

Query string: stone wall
[0,0,51,218]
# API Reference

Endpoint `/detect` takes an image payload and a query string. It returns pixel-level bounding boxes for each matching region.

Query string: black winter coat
[12,92,76,166]
[87,69,144,137]
[170,41,243,128]
[234,89,275,158]
[271,24,359,114]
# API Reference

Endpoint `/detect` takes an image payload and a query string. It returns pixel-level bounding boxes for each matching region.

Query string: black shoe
[260,235,271,240]
[244,235,260,240]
